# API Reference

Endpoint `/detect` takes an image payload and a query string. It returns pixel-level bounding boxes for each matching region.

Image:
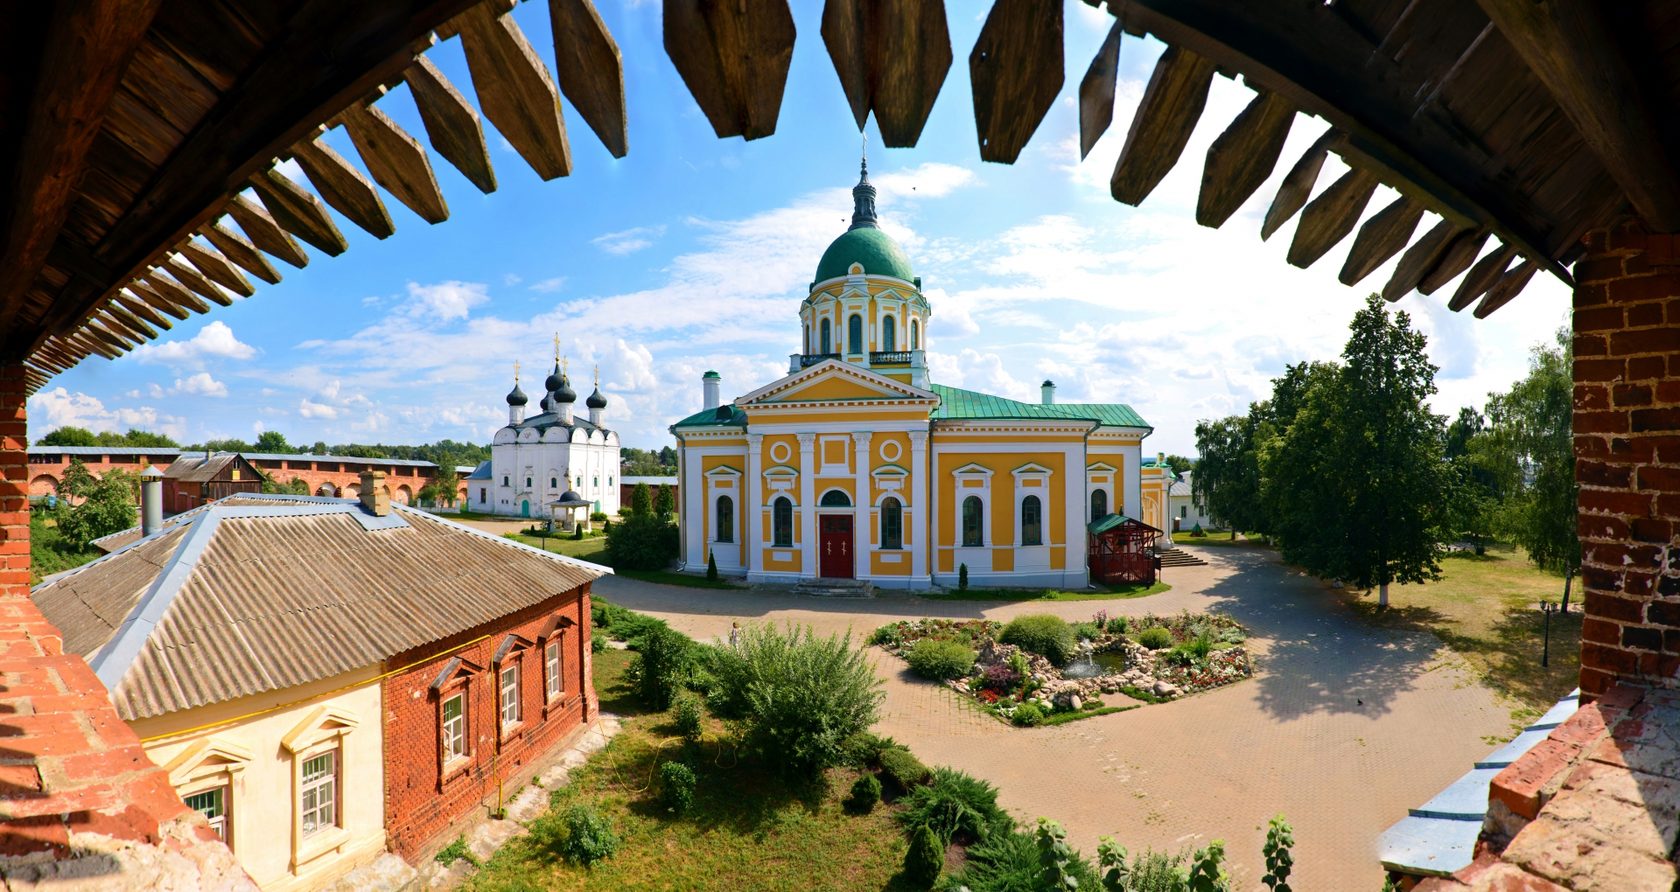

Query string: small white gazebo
[548,490,593,533]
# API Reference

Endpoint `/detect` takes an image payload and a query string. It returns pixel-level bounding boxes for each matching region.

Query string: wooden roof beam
[222,197,309,270]
[549,0,629,157]
[1448,243,1516,311]
[1477,0,1680,232]
[177,241,255,297]
[112,292,172,331]
[822,0,952,149]
[404,56,498,194]
[290,138,396,239]
[337,102,449,224]
[1287,167,1379,268]
[1340,195,1425,285]
[249,169,348,257]
[1197,88,1295,228]
[1473,258,1538,318]
[127,281,191,321]
[1077,22,1123,160]
[457,3,574,177]
[1261,130,1337,241]
[970,0,1064,165]
[663,0,797,143]
[1111,44,1214,205]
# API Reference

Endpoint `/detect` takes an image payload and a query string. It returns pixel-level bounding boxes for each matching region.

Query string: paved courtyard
[593,545,1511,890]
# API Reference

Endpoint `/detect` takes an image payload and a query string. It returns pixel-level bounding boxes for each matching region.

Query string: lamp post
[1539,599,1557,668]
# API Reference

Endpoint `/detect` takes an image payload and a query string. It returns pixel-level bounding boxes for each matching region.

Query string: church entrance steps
[792,578,876,598]
[1157,547,1208,567]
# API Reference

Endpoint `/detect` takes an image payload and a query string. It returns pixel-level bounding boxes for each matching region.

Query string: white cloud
[872,163,977,199]
[503,273,523,286]
[298,398,339,419]
[131,320,255,366]
[26,388,185,439]
[591,225,666,256]
[402,280,488,321]
[529,276,567,294]
[171,372,228,398]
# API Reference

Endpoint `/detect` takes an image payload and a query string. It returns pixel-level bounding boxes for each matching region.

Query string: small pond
[1061,649,1129,679]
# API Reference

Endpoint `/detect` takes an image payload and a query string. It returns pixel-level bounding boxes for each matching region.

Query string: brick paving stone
[596,546,1511,890]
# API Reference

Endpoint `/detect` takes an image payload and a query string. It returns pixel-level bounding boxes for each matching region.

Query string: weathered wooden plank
[139,273,212,315]
[1381,218,1459,301]
[127,281,191,320]
[339,102,449,224]
[224,195,310,269]
[88,314,139,350]
[201,222,283,286]
[404,56,498,194]
[664,0,797,141]
[1477,0,1680,231]
[1447,243,1516,311]
[1197,89,1295,228]
[1472,258,1537,318]
[970,0,1063,164]
[290,138,396,238]
[1339,194,1425,285]
[1078,22,1122,160]
[113,291,172,330]
[459,3,572,177]
[177,240,255,297]
[549,0,627,157]
[821,0,951,148]
[249,168,348,256]
[1287,166,1379,268]
[1111,44,1215,205]
[0,0,162,350]
[160,257,233,307]
[1261,130,1339,240]
[1417,227,1490,295]
[105,302,158,340]
[68,329,122,361]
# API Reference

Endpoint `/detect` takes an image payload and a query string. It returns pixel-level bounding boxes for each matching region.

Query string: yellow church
[670,162,1166,589]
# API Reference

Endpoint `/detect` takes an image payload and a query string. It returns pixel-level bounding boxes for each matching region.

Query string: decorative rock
[1069,695,1082,711]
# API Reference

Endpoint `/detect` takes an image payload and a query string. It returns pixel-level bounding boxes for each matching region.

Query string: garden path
[593,546,1509,890]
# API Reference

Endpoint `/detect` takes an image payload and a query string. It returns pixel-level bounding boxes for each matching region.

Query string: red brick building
[381,584,596,858]
[159,451,261,514]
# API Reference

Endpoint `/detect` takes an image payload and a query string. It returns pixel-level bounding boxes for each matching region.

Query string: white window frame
[441,692,467,764]
[184,785,230,846]
[499,663,522,730]
[298,748,338,839]
[544,640,563,702]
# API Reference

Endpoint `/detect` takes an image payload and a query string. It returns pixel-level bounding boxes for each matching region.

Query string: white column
[745,433,762,579]
[909,430,929,582]
[1065,443,1088,587]
[798,433,816,577]
[852,431,871,578]
[682,444,704,570]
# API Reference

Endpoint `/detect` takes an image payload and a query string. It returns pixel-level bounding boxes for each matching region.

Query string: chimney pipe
[359,470,391,516]
[140,467,164,535]
[702,370,721,410]
[1041,379,1056,405]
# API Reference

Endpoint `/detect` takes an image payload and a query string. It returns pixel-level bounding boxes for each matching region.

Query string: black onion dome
[506,383,528,406]
[544,362,563,392]
[586,387,607,409]
[555,374,577,404]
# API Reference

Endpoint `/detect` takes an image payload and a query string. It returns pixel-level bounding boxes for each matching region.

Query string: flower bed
[869,610,1253,724]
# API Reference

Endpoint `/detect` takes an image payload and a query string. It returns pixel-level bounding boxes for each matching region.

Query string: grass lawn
[466,649,913,891]
[1336,543,1581,730]
[926,580,1171,602]
[501,534,744,590]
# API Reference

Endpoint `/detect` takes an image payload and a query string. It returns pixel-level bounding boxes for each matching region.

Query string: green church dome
[815,227,914,283]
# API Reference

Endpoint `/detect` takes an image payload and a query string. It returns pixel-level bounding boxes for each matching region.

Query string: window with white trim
[499,664,522,728]
[772,497,793,547]
[962,496,984,547]
[545,640,562,701]
[299,750,338,837]
[441,693,466,763]
[184,786,229,846]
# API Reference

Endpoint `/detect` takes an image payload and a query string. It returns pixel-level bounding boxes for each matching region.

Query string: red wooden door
[819,515,854,579]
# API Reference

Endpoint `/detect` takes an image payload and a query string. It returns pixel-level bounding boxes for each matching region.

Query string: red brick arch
[29,474,58,497]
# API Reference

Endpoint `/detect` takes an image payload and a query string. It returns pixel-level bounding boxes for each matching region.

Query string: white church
[465,352,622,519]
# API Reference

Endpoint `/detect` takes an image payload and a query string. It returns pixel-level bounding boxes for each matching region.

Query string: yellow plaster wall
[132,670,385,892]
[700,452,746,565]
[934,451,1068,548]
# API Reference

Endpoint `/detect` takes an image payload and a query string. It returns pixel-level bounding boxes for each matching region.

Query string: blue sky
[30,1,1569,456]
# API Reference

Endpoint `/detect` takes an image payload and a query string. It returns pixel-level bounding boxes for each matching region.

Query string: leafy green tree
[654,484,675,518]
[59,459,99,500]
[253,430,290,453]
[628,482,652,516]
[36,426,98,447]
[1193,413,1263,538]
[1162,454,1196,480]
[259,474,309,495]
[418,477,456,507]
[57,470,138,548]
[1483,329,1578,577]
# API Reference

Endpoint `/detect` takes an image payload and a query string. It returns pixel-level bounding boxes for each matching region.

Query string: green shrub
[633,624,695,710]
[572,523,585,540]
[434,835,477,866]
[1262,814,1294,892]
[1190,523,1205,537]
[591,629,608,653]
[905,639,976,681]
[536,804,620,866]
[1106,614,1129,634]
[604,509,678,570]
[704,623,883,775]
[671,691,704,744]
[1186,628,1215,661]
[880,746,931,792]
[958,563,969,591]
[706,551,718,581]
[1011,702,1045,727]
[658,761,697,815]
[847,772,882,814]
[897,768,1007,845]
[1135,626,1173,650]
[591,511,608,523]
[1000,615,1077,666]
[953,827,1101,892]
[841,731,899,768]
[903,825,944,888]
[867,623,904,647]
[1071,621,1102,642]
[1163,644,1197,667]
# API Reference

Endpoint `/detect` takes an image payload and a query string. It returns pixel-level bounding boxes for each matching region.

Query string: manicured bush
[591,511,608,523]
[633,624,695,710]
[671,691,704,744]
[1191,523,1205,537]
[1011,702,1045,727]
[604,508,678,570]
[847,772,882,814]
[958,563,969,591]
[704,623,883,775]
[1135,626,1173,650]
[706,552,718,581]
[1000,615,1077,666]
[897,768,1007,845]
[879,746,931,792]
[572,523,585,540]
[1163,644,1197,667]
[1071,620,1102,641]
[841,731,899,768]
[658,761,697,815]
[903,825,944,888]
[538,803,620,866]
[953,827,1101,892]
[905,639,976,681]
[1106,614,1130,634]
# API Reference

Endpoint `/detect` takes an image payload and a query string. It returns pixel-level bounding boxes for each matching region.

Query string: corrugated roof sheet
[90,495,307,553]
[33,494,608,721]
[27,446,184,457]
[161,452,242,482]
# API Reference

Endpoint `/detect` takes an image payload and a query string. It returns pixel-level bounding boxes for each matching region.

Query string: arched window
[881,498,903,549]
[1090,489,1108,521]
[1020,495,1043,546]
[882,315,896,352]
[819,489,851,507]
[772,497,793,547]
[962,496,983,547]
[820,318,832,354]
[525,476,532,488]
[911,319,920,350]
[848,314,863,354]
[715,495,734,543]
[804,323,810,354]
[550,476,557,489]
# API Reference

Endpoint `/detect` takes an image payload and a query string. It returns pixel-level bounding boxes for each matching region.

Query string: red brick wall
[380,583,595,859]
[1572,221,1680,699]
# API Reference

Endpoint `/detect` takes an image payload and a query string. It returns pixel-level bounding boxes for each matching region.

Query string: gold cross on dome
[514,359,521,382]
[552,332,559,362]
[594,363,599,385]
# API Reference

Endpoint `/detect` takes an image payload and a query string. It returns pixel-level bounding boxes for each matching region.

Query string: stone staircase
[792,578,876,598]
[1157,547,1208,567]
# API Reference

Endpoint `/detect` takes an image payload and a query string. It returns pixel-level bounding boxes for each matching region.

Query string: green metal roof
[814,227,914,283]
[1087,514,1160,534]
[671,404,747,429]
[929,384,1151,430]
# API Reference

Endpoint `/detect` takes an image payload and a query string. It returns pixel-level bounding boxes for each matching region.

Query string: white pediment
[736,360,936,407]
